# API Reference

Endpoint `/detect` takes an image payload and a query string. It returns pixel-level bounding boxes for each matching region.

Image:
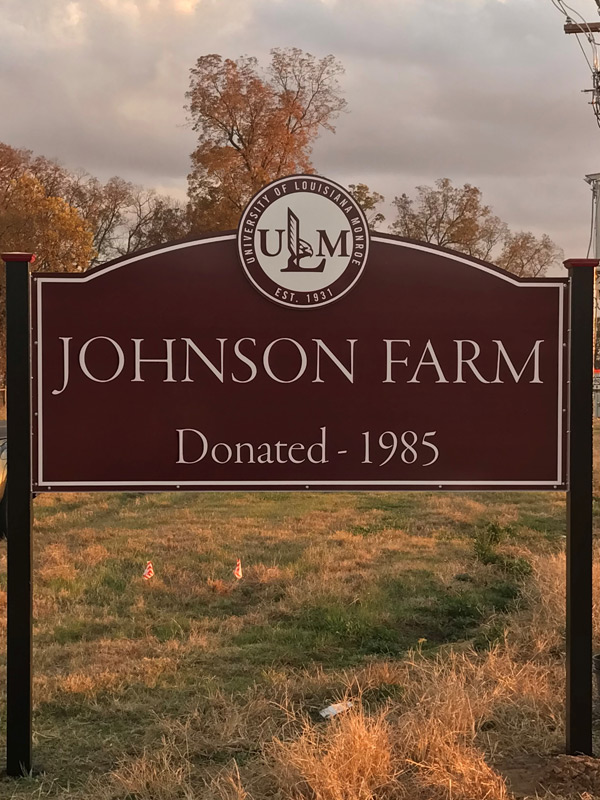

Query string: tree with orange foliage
[348,183,386,230]
[0,173,94,273]
[497,230,561,278]
[186,48,346,231]
[0,143,188,266]
[392,178,562,276]
[0,169,96,380]
[392,178,507,262]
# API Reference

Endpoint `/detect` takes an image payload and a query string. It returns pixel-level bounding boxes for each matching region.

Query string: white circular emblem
[238,175,370,308]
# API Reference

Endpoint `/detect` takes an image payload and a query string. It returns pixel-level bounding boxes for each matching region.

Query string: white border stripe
[36,235,236,284]
[35,235,565,290]
[38,480,562,487]
[371,237,566,289]
[557,284,565,484]
[37,279,43,485]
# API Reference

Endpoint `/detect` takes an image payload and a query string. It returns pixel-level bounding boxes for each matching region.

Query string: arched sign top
[371,233,566,287]
[77,230,562,289]
[31,173,567,493]
[73,173,565,291]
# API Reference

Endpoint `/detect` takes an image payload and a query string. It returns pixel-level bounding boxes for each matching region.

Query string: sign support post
[3,253,35,776]
[564,257,597,756]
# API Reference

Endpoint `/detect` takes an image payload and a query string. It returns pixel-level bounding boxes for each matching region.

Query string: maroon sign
[31,178,567,492]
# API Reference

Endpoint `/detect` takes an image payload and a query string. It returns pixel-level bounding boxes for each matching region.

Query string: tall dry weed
[107,736,195,800]
[270,706,401,800]
[203,763,249,800]
[95,543,597,800]
[235,548,588,798]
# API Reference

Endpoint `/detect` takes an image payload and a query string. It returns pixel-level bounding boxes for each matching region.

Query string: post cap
[1,253,35,264]
[564,258,599,269]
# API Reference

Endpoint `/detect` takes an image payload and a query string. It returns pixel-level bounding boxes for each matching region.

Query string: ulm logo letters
[238,175,369,309]
[282,209,326,273]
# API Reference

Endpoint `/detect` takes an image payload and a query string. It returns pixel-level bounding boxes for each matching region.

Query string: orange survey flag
[143,561,154,580]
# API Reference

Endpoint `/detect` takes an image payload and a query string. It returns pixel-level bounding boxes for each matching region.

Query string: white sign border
[34,235,567,490]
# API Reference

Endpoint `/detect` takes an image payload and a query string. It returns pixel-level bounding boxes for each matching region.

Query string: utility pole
[563,16,600,402]
[563,18,600,124]
[584,174,600,262]
[564,22,600,34]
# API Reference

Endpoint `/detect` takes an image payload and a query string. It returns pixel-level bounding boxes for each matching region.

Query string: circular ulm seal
[238,175,370,309]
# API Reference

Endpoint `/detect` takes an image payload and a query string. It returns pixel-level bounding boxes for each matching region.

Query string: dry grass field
[0,428,598,797]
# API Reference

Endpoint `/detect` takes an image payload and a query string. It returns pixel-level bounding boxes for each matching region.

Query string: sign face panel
[32,176,567,492]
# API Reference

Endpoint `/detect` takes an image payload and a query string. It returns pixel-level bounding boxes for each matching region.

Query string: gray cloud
[1,0,599,263]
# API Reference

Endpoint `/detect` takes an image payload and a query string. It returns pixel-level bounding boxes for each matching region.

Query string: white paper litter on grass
[319,701,353,719]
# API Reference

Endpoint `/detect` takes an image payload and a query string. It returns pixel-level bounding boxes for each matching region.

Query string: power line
[574,32,595,73]
[553,0,600,128]
[550,0,568,17]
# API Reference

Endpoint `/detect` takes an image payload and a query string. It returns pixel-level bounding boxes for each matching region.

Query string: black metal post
[3,253,34,776]
[565,257,597,756]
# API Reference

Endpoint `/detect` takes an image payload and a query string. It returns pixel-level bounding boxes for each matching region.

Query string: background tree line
[0,47,562,378]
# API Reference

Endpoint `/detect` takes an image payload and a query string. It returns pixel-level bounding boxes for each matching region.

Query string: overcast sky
[2,0,600,270]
